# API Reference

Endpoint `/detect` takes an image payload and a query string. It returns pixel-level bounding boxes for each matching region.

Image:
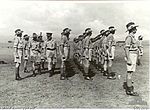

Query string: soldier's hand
[16,55,19,59]
[127,58,132,65]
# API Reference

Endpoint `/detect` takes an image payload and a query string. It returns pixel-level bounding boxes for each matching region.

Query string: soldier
[30,33,40,77]
[38,33,46,70]
[137,35,144,66]
[13,29,24,80]
[106,26,117,79]
[82,28,93,80]
[102,30,110,77]
[23,34,30,73]
[123,22,139,96]
[60,28,71,80]
[97,29,106,72]
[44,33,57,77]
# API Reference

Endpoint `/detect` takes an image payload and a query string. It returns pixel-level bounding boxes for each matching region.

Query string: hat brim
[126,25,138,32]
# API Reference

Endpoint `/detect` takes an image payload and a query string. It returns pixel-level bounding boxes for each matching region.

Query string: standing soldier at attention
[30,33,40,77]
[106,26,117,79]
[82,28,93,80]
[38,33,45,70]
[60,28,71,80]
[123,22,139,96]
[44,33,57,77]
[23,34,30,73]
[13,29,24,80]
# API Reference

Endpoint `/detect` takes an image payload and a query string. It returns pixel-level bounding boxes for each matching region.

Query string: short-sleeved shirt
[23,40,30,50]
[125,34,138,51]
[82,36,92,49]
[13,36,24,49]
[45,39,57,50]
[107,33,116,46]
[60,34,69,47]
[30,40,40,51]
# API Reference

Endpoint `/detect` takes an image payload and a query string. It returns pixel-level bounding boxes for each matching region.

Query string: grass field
[0,42,149,109]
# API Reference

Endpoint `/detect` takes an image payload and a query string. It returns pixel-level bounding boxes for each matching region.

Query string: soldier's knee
[15,63,20,68]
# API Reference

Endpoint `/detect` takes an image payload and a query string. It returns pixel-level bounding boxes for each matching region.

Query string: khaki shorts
[14,50,23,63]
[127,53,137,72]
[30,50,38,62]
[46,50,57,63]
[108,46,115,60]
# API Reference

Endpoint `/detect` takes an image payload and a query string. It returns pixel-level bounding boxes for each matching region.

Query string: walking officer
[44,33,57,77]
[13,29,24,80]
[123,22,139,96]
[60,28,71,80]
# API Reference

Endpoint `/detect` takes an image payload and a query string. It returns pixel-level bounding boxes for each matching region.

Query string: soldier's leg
[24,59,28,73]
[47,57,53,77]
[103,57,108,76]
[60,60,66,80]
[83,58,92,80]
[107,59,116,79]
[124,53,139,96]
[32,61,36,77]
[15,62,22,80]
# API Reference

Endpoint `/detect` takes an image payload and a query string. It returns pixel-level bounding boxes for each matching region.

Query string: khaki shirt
[30,40,40,51]
[23,40,30,50]
[13,36,24,49]
[60,34,69,47]
[45,39,57,50]
[107,33,116,46]
[125,34,138,52]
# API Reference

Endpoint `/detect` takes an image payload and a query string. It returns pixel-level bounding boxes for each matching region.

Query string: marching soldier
[137,35,144,66]
[123,22,139,96]
[82,28,93,80]
[23,34,30,73]
[106,26,117,79]
[44,33,57,77]
[13,29,24,80]
[60,28,71,80]
[30,33,40,77]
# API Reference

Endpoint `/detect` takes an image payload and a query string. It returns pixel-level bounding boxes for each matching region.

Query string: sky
[0,1,150,42]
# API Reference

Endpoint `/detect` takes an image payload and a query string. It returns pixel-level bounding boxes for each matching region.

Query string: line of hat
[126,22,138,32]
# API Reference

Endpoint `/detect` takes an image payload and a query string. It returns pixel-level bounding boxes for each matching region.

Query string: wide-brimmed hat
[63,28,71,32]
[126,22,138,32]
[108,26,116,30]
[15,29,23,34]
[85,28,92,32]
[100,29,105,35]
[46,33,53,36]
[23,34,29,38]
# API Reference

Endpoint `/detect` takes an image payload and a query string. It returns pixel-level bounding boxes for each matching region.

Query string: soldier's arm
[13,37,19,57]
[124,37,131,60]
[60,36,65,55]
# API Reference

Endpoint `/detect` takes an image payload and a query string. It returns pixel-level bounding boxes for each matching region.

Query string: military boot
[126,86,139,96]
[15,67,22,80]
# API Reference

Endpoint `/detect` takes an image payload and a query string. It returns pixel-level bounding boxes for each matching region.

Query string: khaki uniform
[30,40,40,63]
[60,34,70,77]
[14,36,24,63]
[45,39,57,71]
[82,35,92,75]
[125,34,138,72]
[107,33,116,60]
[23,40,30,60]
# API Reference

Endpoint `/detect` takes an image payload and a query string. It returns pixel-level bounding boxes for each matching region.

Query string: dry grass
[0,43,149,109]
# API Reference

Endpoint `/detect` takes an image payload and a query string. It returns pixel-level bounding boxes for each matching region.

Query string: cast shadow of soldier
[21,58,77,80]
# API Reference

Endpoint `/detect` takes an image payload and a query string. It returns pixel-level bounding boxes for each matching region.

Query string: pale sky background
[0,1,150,42]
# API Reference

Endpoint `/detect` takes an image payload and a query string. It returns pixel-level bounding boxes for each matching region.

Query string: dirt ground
[0,43,149,109]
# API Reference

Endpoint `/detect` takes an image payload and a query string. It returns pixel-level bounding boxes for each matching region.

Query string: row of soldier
[13,22,143,96]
